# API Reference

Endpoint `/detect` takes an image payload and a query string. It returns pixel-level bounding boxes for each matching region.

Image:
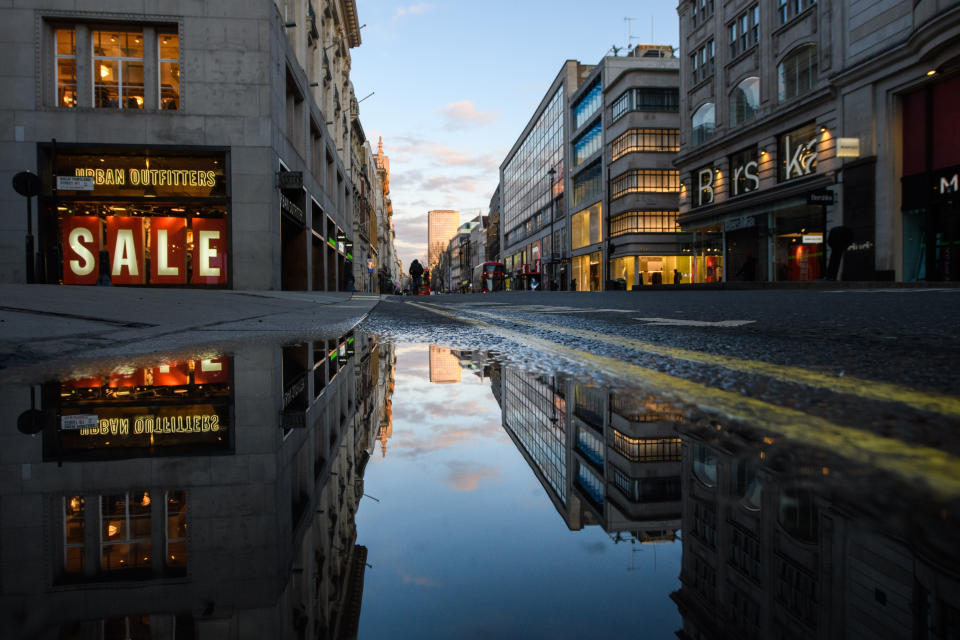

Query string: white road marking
[634,317,756,327]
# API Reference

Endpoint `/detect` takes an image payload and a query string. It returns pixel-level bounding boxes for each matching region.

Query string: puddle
[1,334,958,639]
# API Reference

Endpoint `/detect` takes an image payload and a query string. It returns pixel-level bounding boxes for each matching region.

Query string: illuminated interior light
[141,492,150,506]
[107,523,119,537]
[135,96,143,106]
[69,497,80,511]
[926,69,937,76]
[99,64,110,79]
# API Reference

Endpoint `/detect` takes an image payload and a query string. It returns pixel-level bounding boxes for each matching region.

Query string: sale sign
[191,218,227,284]
[106,216,145,285]
[149,217,187,284]
[61,216,100,285]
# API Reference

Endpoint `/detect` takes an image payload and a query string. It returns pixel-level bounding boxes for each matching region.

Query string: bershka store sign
[62,216,227,285]
[779,123,820,182]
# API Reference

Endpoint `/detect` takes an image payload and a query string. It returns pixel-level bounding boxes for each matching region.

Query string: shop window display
[44,147,229,287]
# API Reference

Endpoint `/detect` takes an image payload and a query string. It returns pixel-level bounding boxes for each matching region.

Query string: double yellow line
[408,301,960,498]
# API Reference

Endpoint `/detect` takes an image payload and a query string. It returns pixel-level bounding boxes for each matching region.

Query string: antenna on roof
[610,44,623,56]
[624,17,640,49]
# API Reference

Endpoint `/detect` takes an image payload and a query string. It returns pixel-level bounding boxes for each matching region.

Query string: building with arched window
[674,0,960,282]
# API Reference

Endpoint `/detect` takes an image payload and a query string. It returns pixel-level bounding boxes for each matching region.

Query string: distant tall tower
[427,209,459,269]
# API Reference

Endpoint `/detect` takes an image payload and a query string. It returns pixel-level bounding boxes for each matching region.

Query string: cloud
[441,461,501,491]
[393,3,434,20]
[438,101,497,130]
[399,570,440,588]
[388,137,502,170]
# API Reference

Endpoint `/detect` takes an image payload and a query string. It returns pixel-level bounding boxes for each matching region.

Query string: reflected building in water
[671,426,960,640]
[494,363,683,543]
[428,346,461,384]
[0,334,395,639]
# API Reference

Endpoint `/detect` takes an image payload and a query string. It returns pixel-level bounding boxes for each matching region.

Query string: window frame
[611,128,680,161]
[777,43,818,103]
[92,28,146,110]
[729,76,760,127]
[691,102,716,146]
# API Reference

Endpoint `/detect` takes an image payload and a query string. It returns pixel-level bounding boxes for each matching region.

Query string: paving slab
[0,285,382,380]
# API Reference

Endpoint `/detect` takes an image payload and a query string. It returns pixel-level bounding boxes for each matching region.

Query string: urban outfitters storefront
[38,144,229,287]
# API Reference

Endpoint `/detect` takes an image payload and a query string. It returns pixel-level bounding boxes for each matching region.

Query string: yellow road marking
[409,301,960,498]
[440,304,960,419]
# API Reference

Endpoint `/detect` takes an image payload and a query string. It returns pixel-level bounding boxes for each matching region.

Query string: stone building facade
[674,0,960,282]
[0,0,396,291]
[0,332,397,637]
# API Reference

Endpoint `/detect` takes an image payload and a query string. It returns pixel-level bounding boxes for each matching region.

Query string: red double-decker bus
[472,262,505,293]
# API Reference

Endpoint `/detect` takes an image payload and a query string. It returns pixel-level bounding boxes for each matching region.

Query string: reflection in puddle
[1,338,958,638]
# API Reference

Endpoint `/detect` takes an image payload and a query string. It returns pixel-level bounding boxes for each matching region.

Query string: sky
[349,1,681,270]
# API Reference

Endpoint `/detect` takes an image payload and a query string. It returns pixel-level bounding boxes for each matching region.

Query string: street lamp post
[547,167,556,290]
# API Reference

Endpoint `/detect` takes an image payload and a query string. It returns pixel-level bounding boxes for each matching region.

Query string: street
[365,289,960,492]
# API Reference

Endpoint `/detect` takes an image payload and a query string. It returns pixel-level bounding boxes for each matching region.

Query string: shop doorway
[726,227,760,281]
[281,216,307,290]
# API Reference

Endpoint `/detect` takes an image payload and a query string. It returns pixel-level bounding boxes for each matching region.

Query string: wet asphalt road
[361,289,960,462]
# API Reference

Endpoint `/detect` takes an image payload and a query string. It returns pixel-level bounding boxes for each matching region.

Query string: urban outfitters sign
[54,151,226,198]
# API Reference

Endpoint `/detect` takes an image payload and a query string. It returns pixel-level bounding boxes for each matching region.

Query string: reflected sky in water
[1,334,958,639]
[357,344,682,639]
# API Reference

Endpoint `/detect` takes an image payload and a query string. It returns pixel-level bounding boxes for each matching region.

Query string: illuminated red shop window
[49,356,233,460]
[49,148,228,287]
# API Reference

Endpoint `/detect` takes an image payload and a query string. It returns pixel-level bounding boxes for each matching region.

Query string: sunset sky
[350,1,681,270]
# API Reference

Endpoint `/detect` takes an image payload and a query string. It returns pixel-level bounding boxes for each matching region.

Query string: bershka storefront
[683,122,834,282]
[38,144,229,287]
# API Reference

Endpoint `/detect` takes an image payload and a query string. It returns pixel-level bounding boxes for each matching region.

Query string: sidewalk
[0,285,382,378]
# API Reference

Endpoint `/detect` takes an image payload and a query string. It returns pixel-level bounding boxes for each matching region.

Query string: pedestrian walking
[409,259,424,293]
[674,269,682,284]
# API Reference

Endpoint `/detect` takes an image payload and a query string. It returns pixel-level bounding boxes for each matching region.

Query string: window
[101,491,152,571]
[610,211,680,236]
[691,0,715,27]
[93,29,144,109]
[691,39,714,84]
[778,44,817,102]
[573,121,602,166]
[572,161,602,208]
[611,87,680,121]
[63,496,85,574]
[576,426,604,466]
[693,443,718,487]
[53,24,180,109]
[611,128,680,161]
[611,169,680,198]
[577,462,605,505]
[571,203,602,250]
[612,432,682,461]
[55,28,77,107]
[158,32,180,110]
[779,0,816,25]
[573,80,602,129]
[165,491,186,569]
[730,77,760,126]
[729,5,760,59]
[691,102,716,146]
